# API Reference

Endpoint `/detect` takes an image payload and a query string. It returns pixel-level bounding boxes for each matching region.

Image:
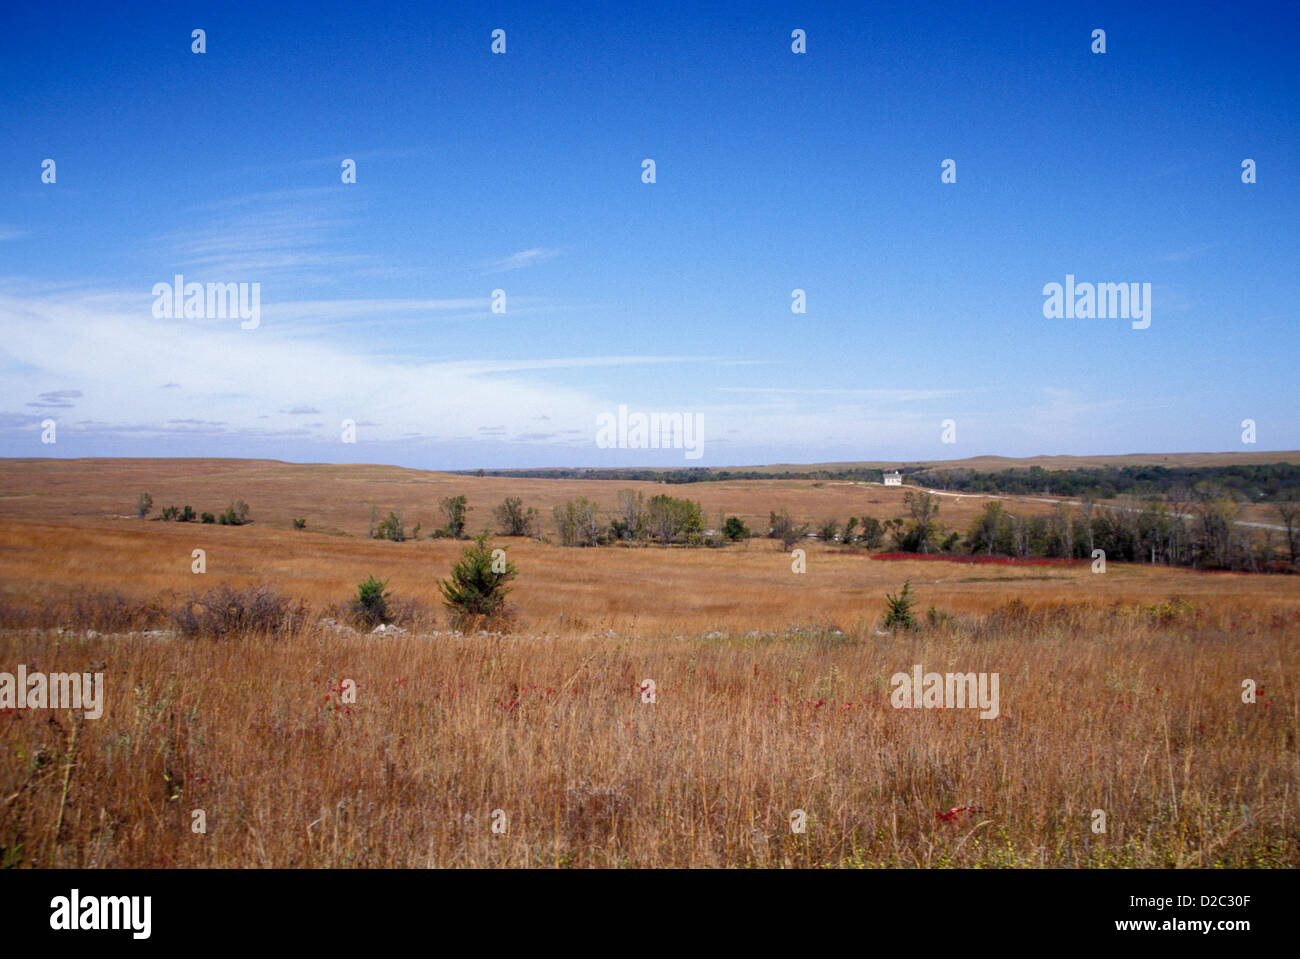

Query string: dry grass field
[0,458,1296,868]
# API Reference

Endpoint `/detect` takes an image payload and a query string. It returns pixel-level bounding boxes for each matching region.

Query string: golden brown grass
[0,458,1296,868]
[0,601,1295,868]
[0,456,1286,544]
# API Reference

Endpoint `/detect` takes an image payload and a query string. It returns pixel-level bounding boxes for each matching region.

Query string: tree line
[460,461,1300,502]
[867,489,1298,572]
[909,462,1300,503]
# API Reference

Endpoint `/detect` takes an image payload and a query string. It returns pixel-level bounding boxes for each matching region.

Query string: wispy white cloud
[145,190,369,285]
[0,286,717,449]
[480,248,561,273]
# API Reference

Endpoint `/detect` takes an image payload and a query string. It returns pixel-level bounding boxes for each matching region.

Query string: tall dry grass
[1,596,1295,868]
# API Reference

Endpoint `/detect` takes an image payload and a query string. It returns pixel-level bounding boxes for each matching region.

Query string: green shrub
[438,533,517,631]
[372,510,405,541]
[884,580,917,630]
[160,505,180,521]
[201,512,215,524]
[180,505,196,522]
[351,575,391,628]
[293,517,306,530]
[723,516,749,541]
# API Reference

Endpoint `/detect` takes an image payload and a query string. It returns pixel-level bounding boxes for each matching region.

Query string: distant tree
[614,490,647,541]
[819,519,839,543]
[160,505,180,521]
[1045,503,1073,558]
[858,516,885,550]
[1078,494,1097,554]
[966,502,1010,555]
[553,497,602,547]
[722,516,749,541]
[219,500,250,526]
[493,497,538,537]
[136,492,153,519]
[200,512,215,524]
[180,505,196,522]
[293,517,307,530]
[842,516,859,545]
[769,509,809,550]
[646,494,705,544]
[1192,488,1241,569]
[372,510,406,541]
[1276,495,1300,567]
[440,495,471,538]
[897,490,943,554]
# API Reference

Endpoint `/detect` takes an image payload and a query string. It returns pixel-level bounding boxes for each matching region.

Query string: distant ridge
[467,450,1300,475]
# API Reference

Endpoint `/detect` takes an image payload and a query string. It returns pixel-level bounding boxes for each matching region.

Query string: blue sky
[2,1,1297,468]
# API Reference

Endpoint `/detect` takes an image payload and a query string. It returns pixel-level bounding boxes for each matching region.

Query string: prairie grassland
[0,459,1296,868]
[0,456,1287,535]
[0,600,1295,868]
[3,517,1300,636]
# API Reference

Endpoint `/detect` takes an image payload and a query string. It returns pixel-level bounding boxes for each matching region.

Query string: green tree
[858,516,885,549]
[438,533,518,630]
[966,502,1011,555]
[842,516,859,545]
[553,497,602,547]
[883,580,917,630]
[440,495,471,538]
[646,494,705,544]
[136,492,153,519]
[351,575,391,628]
[493,497,538,536]
[722,516,749,541]
[373,510,406,541]
[894,491,943,553]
